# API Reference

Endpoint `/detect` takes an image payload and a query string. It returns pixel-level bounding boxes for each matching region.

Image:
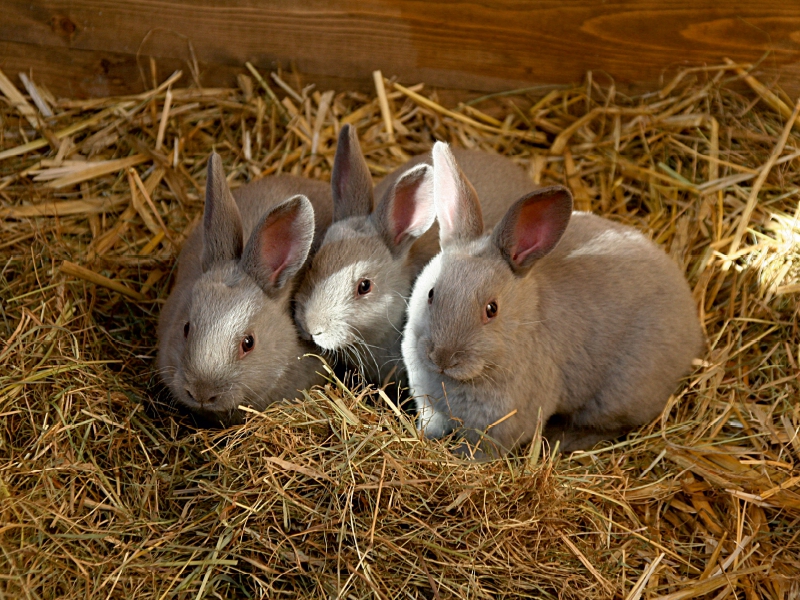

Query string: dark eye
[183,322,190,338]
[428,288,434,305]
[357,279,372,296]
[485,301,498,320]
[241,334,255,355]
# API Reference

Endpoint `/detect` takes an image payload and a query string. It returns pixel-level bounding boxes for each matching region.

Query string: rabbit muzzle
[183,378,228,408]
[293,309,315,341]
[428,343,457,374]
[426,342,484,381]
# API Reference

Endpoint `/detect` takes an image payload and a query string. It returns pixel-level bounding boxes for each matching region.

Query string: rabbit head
[406,142,573,388]
[294,124,434,375]
[160,153,318,425]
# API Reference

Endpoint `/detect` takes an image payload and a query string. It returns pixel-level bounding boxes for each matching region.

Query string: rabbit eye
[357,279,372,296]
[485,301,498,320]
[241,334,255,356]
[183,322,190,338]
[427,288,434,304]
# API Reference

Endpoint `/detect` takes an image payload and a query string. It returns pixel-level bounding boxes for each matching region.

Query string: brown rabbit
[293,124,535,386]
[157,153,332,426]
[402,142,704,456]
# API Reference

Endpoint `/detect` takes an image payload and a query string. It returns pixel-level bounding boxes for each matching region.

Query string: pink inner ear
[391,194,416,245]
[513,197,564,264]
[260,213,296,283]
[390,173,433,245]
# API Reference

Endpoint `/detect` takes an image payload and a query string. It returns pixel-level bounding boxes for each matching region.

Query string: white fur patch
[567,228,648,258]
[432,143,460,239]
[406,254,441,323]
[402,254,452,438]
[193,288,258,377]
[401,255,441,374]
[416,394,449,437]
[304,259,378,350]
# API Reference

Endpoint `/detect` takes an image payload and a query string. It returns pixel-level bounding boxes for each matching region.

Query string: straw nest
[1,60,798,599]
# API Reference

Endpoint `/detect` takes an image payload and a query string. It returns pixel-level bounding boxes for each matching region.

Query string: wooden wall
[1,1,799,99]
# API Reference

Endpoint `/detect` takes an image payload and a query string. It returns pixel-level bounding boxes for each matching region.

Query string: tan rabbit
[293,124,535,386]
[157,153,332,426]
[402,142,704,456]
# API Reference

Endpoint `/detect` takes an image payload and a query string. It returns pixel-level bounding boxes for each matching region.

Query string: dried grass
[1,62,799,599]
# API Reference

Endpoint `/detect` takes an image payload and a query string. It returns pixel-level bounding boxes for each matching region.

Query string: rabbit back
[531,212,703,448]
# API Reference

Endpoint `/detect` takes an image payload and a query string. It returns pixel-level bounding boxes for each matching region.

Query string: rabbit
[157,152,333,427]
[293,124,536,388]
[402,142,704,457]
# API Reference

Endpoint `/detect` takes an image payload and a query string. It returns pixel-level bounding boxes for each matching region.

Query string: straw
[1,63,798,599]
[373,70,395,143]
[60,260,145,300]
[0,67,38,128]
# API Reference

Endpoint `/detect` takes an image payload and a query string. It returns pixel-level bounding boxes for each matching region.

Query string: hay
[1,61,799,599]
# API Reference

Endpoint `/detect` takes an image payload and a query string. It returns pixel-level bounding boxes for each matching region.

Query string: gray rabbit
[157,153,332,426]
[294,124,535,386]
[402,142,703,456]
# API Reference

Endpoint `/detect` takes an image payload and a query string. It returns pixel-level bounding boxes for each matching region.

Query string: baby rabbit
[157,153,332,426]
[293,124,535,386]
[402,142,703,456]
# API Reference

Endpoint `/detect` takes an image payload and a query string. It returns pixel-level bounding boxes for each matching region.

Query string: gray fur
[157,153,333,426]
[402,142,704,457]
[332,124,374,221]
[202,153,243,271]
[294,133,536,385]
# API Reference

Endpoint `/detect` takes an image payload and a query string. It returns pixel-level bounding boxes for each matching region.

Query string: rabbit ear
[240,195,315,295]
[432,142,483,247]
[331,124,374,221]
[374,164,435,256]
[493,186,573,275]
[202,152,244,271]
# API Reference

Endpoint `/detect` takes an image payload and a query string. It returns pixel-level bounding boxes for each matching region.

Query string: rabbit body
[158,156,333,426]
[294,125,535,386]
[402,144,703,455]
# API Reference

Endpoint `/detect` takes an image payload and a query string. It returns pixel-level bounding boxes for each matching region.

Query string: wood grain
[1,1,799,99]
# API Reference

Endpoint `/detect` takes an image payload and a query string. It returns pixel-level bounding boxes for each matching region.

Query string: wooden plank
[0,39,374,100]
[1,1,799,99]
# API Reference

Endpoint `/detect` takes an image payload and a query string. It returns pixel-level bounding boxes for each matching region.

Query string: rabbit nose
[298,313,324,340]
[297,322,323,341]
[185,386,218,405]
[428,345,458,373]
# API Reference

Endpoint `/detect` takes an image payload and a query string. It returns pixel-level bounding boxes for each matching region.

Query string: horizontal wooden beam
[1,1,799,99]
